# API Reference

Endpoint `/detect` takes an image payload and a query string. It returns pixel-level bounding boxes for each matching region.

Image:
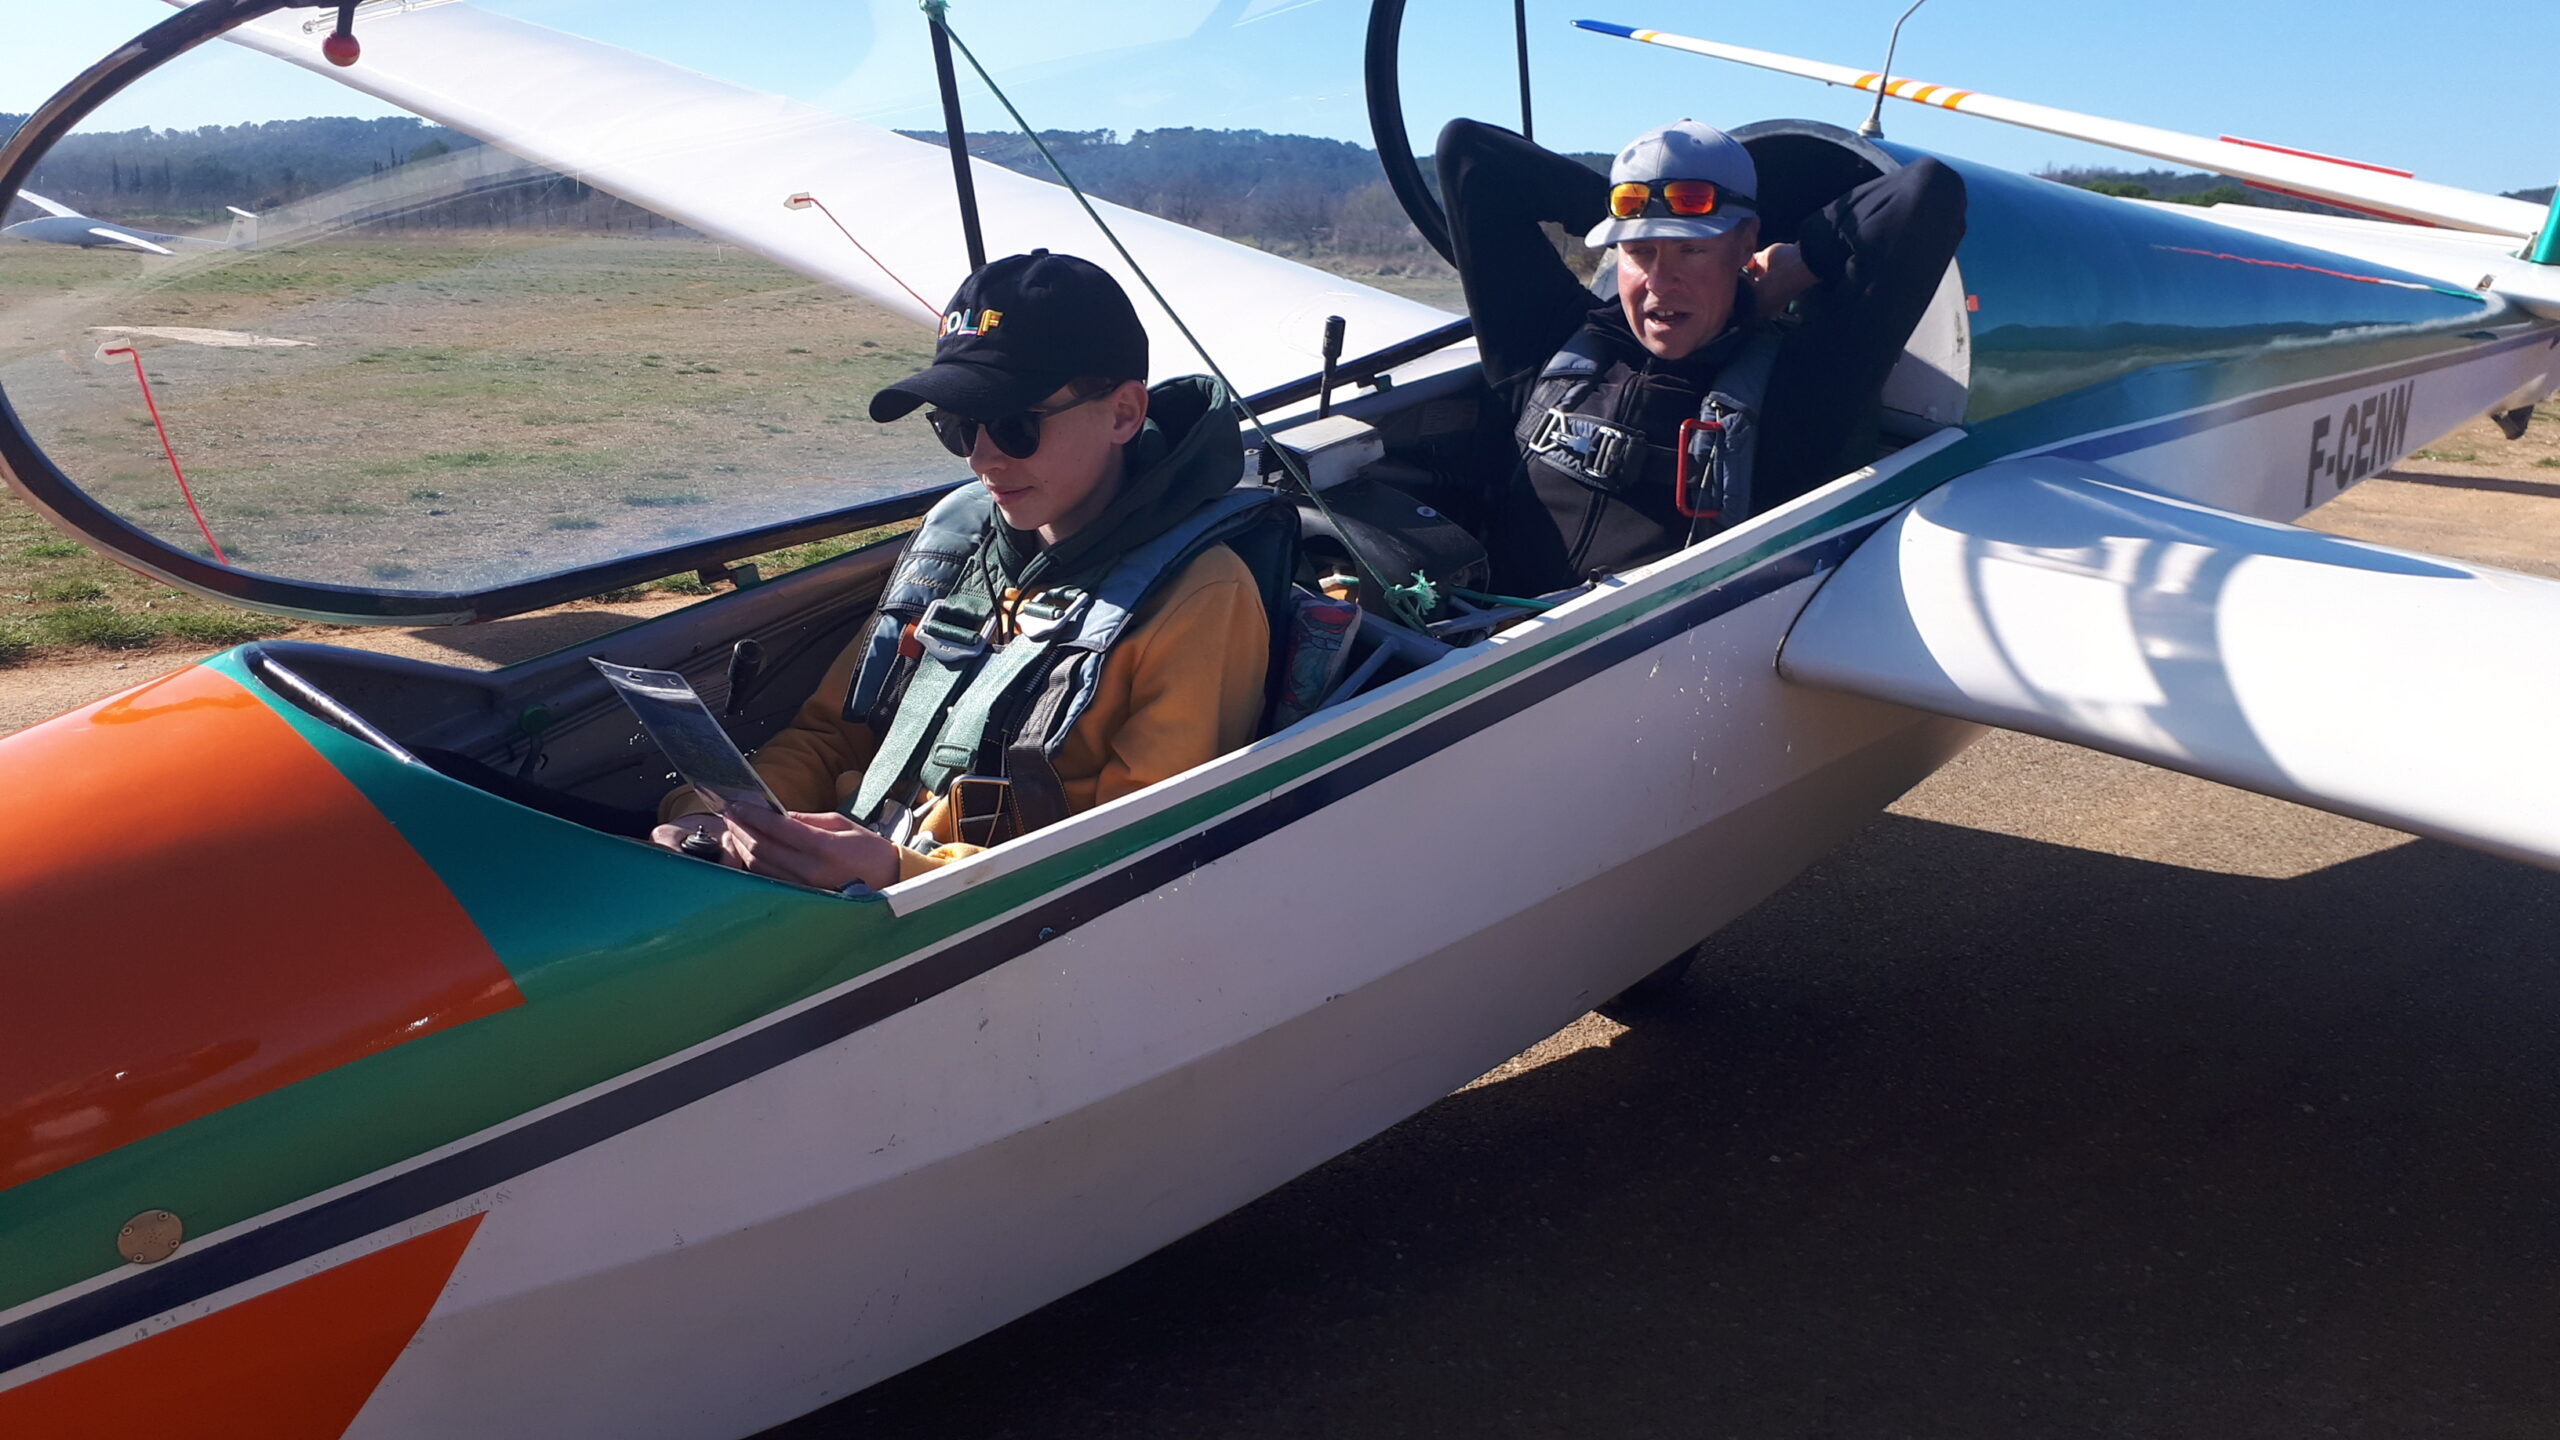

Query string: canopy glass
[0,0,1717,622]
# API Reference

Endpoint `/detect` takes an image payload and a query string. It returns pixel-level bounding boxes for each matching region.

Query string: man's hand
[650,814,741,867]
[1744,241,1818,313]
[721,806,903,892]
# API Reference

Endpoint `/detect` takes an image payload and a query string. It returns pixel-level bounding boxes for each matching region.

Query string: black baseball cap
[869,250,1149,423]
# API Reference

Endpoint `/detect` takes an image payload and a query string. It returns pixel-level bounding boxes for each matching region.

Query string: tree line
[896,126,1449,269]
[4,115,484,223]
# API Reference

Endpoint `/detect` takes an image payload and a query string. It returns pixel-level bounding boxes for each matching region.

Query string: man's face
[1615,221,1758,360]
[971,379,1149,539]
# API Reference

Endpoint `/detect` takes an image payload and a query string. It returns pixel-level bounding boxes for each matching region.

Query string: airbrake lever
[724,639,767,719]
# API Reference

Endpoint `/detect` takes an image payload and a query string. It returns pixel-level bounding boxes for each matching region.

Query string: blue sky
[4,0,2550,196]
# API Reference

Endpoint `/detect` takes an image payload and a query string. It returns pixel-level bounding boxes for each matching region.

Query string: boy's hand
[721,806,903,892]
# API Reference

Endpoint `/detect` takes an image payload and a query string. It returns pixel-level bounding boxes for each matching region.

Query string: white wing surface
[199,2,1459,395]
[84,227,176,255]
[1780,458,2560,869]
[1574,21,2549,239]
[17,191,82,219]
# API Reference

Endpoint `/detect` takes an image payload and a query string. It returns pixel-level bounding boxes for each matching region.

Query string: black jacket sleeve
[1754,156,1968,504]
[1434,119,1612,392]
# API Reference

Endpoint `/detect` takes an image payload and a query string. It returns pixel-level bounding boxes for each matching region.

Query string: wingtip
[1574,20,1638,37]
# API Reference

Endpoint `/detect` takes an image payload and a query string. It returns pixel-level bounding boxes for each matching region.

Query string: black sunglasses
[926,386,1114,460]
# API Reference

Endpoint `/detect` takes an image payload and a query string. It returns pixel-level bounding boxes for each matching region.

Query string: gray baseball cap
[1583,119,1760,248]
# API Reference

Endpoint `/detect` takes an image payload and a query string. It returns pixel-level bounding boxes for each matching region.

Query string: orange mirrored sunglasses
[1606,178,1756,221]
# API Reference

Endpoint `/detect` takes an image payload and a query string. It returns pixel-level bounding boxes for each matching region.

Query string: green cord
[929,7,1433,631]
[1447,584,1560,612]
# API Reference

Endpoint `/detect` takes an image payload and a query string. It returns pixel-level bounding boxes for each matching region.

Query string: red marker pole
[102,346,229,565]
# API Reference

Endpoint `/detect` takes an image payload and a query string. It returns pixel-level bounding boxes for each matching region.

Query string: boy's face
[1616,220,1758,360]
[972,380,1149,539]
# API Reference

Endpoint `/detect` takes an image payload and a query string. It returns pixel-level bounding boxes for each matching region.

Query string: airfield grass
[0,232,962,663]
[0,233,953,591]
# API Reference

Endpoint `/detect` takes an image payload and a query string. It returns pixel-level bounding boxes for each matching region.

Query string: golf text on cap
[941,307,1003,338]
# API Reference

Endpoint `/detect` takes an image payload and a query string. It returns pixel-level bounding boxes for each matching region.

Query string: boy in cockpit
[654,251,1269,891]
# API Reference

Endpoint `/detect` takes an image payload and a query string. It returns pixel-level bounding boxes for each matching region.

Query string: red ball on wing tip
[322,30,361,66]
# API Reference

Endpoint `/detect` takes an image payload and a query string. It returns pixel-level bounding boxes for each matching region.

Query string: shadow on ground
[767,814,2560,1440]
[2378,467,2560,500]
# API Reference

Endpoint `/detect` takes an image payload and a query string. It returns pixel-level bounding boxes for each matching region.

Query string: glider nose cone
[0,664,518,1195]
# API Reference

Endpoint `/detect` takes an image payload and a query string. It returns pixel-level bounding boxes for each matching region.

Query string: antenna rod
[1513,0,1535,140]
[925,2,988,273]
[1858,0,1930,140]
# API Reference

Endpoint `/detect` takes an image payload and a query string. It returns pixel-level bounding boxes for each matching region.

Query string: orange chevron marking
[0,1214,483,1440]
[0,667,516,1191]
[1854,72,1881,89]
[1940,90,1974,108]
[1908,84,1942,104]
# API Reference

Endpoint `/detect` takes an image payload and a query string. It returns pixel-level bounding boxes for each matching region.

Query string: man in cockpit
[1436,117,1965,592]
[652,250,1270,890]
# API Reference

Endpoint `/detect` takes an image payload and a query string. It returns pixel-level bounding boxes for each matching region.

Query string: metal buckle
[915,597,990,663]
[1009,590,1087,642]
[1527,407,1637,484]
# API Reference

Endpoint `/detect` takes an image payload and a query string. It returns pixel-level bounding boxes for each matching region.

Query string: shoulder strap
[1024,490,1284,760]
[845,485,997,730]
[851,488,1288,836]
[1683,330,1787,541]
[1512,328,1613,450]
[846,581,1001,826]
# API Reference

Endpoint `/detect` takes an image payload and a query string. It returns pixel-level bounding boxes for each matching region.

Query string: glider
[1,189,258,253]
[0,0,2555,1436]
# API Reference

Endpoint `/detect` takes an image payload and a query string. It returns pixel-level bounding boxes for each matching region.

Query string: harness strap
[847,587,994,824]
[842,488,1289,838]
[1682,330,1785,545]
[848,486,994,730]
[1002,652,1091,835]
[915,590,1083,800]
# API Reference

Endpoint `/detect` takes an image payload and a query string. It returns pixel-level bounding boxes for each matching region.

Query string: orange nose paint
[0,666,519,1192]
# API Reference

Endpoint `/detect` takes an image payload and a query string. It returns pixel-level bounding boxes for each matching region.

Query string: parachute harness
[922,0,1432,631]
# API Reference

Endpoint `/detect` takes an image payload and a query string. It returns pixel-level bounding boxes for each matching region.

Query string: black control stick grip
[723,638,766,718]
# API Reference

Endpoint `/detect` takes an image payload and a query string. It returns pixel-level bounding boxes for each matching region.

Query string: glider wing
[17,190,81,219]
[84,226,176,255]
[1574,20,2549,240]
[1779,457,2560,870]
[203,2,1459,395]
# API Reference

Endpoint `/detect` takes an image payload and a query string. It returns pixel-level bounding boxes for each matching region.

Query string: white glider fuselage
[2,4,2558,1437]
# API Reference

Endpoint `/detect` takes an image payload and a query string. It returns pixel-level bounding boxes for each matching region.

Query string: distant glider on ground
[2,189,257,253]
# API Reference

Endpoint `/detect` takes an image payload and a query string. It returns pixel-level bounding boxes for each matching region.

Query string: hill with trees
[2,114,481,226]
